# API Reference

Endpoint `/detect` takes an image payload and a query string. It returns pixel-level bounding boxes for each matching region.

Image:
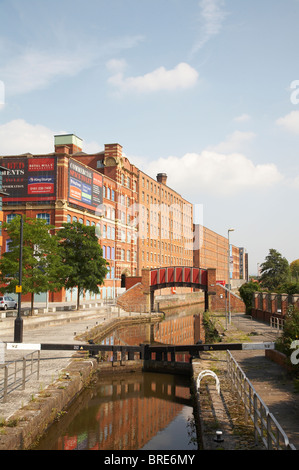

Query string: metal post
[227,228,235,325]
[3,365,8,403]
[22,356,26,390]
[14,215,23,343]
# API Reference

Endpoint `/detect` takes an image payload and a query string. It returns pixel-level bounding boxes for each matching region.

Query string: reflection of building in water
[101,314,202,349]
[154,314,201,345]
[56,375,192,451]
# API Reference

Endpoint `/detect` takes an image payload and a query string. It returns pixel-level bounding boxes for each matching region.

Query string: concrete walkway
[198,311,299,450]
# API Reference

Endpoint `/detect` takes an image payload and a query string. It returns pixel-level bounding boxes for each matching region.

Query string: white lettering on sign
[6,343,41,351]
[242,342,275,350]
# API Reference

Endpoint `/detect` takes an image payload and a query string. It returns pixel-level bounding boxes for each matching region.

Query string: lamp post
[227,228,235,326]
[14,215,24,343]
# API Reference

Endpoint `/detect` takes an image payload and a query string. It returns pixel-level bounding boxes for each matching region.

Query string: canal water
[34,305,203,451]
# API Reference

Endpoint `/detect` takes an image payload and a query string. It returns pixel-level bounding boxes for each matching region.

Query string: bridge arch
[148,266,215,312]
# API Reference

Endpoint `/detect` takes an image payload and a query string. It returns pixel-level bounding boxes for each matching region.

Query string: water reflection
[101,310,202,348]
[35,307,202,450]
[34,372,197,451]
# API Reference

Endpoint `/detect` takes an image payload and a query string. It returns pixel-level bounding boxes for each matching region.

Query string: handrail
[226,350,296,450]
[0,350,40,403]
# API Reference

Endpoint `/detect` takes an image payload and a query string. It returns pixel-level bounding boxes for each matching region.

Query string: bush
[202,312,221,343]
[239,281,261,314]
[276,308,299,373]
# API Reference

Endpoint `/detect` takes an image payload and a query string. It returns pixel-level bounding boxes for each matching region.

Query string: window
[67,214,71,223]
[37,213,50,224]
[127,250,131,262]
[7,214,17,223]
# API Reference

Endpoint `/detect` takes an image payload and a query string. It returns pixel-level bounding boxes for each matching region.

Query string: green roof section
[54,134,83,148]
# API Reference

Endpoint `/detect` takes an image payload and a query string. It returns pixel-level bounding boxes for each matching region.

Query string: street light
[14,215,23,343]
[227,228,235,326]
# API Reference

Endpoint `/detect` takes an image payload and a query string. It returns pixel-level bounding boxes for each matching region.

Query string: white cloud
[146,151,282,197]
[0,119,102,155]
[276,110,299,134]
[0,120,55,154]
[191,0,227,55]
[234,113,251,123]
[208,130,256,153]
[140,131,283,197]
[0,35,144,96]
[0,49,96,96]
[108,62,199,93]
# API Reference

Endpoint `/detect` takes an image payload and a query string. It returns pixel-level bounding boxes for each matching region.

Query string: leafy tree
[275,308,299,365]
[0,216,68,314]
[259,249,290,291]
[277,282,299,295]
[239,281,261,314]
[290,259,299,282]
[57,222,108,309]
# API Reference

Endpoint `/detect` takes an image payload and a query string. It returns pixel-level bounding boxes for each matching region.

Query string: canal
[33,304,203,450]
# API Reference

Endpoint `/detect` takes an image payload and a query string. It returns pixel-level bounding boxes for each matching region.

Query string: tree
[259,249,290,291]
[57,222,108,309]
[275,308,299,366]
[290,259,299,282]
[239,281,261,314]
[0,216,68,314]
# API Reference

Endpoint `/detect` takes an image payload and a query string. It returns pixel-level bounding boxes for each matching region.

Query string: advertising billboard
[0,157,56,202]
[68,158,103,210]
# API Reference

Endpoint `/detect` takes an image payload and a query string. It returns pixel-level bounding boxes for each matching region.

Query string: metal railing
[226,350,296,450]
[270,316,284,332]
[0,351,40,403]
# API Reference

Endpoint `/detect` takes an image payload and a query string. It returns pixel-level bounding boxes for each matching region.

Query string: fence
[0,351,40,403]
[226,350,296,450]
[270,316,285,332]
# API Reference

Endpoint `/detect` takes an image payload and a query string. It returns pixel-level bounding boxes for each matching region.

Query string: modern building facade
[193,224,248,287]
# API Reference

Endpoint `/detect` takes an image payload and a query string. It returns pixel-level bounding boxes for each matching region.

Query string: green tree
[239,281,261,314]
[259,249,290,291]
[57,222,108,309]
[0,216,68,314]
[276,308,299,363]
[290,259,299,282]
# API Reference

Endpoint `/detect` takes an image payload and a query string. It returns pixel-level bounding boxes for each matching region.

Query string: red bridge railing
[150,267,207,289]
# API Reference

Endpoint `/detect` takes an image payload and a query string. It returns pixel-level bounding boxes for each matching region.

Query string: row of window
[141,252,192,265]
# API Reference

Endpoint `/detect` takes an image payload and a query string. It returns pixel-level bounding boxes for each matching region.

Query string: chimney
[157,173,167,185]
[54,134,83,154]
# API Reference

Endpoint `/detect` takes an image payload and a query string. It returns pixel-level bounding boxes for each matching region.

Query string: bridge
[117,266,217,313]
[149,266,213,312]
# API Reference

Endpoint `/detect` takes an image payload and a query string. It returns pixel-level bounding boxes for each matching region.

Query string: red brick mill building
[0,133,248,306]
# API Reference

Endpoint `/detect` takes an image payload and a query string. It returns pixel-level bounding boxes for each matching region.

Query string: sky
[0,0,299,275]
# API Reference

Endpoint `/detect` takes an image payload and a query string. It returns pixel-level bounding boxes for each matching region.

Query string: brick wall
[210,284,246,313]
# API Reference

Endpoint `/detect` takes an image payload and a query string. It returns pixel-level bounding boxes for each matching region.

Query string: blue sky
[1,0,299,275]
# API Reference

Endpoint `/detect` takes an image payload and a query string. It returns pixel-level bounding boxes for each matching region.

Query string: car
[0,296,18,310]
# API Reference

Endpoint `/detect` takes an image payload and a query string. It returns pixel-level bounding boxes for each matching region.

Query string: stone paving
[194,312,299,450]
